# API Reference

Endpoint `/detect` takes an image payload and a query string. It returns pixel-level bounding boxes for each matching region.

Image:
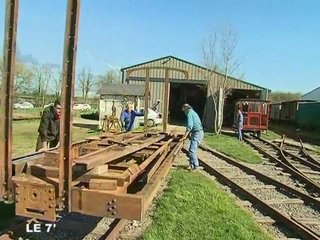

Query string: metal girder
[74,135,166,170]
[59,0,81,212]
[71,189,143,219]
[0,0,19,201]
[144,68,150,132]
[12,174,56,221]
[163,69,170,132]
[72,140,183,220]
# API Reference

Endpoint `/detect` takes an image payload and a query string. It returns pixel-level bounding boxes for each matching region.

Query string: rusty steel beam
[140,141,183,215]
[74,135,165,170]
[144,68,150,132]
[127,66,189,78]
[59,0,81,212]
[163,69,170,132]
[0,0,19,201]
[71,189,143,219]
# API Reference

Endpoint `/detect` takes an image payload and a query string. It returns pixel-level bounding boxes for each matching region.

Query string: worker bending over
[181,103,204,170]
[36,99,61,151]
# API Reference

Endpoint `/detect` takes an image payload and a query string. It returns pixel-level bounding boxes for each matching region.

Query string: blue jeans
[187,131,204,169]
[238,126,243,141]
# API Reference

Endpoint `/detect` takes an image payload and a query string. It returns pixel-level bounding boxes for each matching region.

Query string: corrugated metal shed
[121,56,268,130]
[121,56,265,91]
[97,83,144,96]
[302,87,320,101]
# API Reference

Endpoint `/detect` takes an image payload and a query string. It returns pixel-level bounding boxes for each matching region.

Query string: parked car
[13,101,34,109]
[136,108,162,127]
[73,103,91,111]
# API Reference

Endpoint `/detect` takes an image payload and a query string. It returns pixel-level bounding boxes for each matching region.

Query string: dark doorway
[223,89,261,126]
[169,82,207,124]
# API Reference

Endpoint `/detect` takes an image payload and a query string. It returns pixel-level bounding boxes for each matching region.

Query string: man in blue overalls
[180,103,204,170]
[120,102,144,132]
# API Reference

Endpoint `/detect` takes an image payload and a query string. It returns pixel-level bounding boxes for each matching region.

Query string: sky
[0,0,319,94]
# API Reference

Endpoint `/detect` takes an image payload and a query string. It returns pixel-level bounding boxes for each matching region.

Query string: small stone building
[96,83,145,128]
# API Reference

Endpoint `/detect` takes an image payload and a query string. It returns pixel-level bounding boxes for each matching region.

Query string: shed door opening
[169,82,207,124]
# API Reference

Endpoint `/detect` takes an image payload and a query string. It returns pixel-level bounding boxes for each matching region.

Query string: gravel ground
[272,203,320,219]
[308,225,320,235]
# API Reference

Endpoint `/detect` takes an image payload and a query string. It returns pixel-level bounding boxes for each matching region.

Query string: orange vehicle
[233,99,270,138]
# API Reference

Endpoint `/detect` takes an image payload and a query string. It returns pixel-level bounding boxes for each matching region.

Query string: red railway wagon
[233,99,270,137]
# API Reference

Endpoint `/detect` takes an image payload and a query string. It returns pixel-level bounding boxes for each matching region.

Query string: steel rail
[245,137,320,193]
[299,138,320,168]
[279,136,320,171]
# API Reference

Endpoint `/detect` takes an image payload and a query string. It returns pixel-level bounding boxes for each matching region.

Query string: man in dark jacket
[35,99,61,151]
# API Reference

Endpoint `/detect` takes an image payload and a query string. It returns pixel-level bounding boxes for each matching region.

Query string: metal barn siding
[279,100,316,122]
[296,102,320,129]
[270,103,281,120]
[279,101,295,122]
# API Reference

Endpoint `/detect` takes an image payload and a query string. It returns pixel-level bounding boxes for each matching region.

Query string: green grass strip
[204,134,263,164]
[143,170,272,240]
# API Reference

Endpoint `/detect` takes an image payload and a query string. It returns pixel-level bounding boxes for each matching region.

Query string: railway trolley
[233,99,270,138]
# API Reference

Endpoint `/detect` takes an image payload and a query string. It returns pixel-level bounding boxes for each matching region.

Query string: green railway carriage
[296,102,320,130]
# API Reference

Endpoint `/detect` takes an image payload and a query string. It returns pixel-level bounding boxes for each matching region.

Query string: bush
[80,111,99,120]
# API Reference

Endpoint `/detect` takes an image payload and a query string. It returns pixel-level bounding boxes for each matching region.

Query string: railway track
[244,136,320,195]
[278,138,320,168]
[195,145,320,240]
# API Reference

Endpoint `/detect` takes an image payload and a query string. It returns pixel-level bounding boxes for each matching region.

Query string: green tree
[269,91,302,102]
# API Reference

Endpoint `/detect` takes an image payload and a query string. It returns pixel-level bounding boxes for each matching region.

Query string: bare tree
[202,26,243,133]
[96,69,121,89]
[53,71,63,98]
[78,68,94,102]
[34,65,52,107]
[14,62,34,93]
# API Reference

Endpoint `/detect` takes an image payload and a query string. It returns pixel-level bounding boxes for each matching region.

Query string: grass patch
[143,170,272,240]
[0,202,15,230]
[13,120,98,157]
[204,133,262,164]
[261,130,281,141]
[13,108,42,119]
